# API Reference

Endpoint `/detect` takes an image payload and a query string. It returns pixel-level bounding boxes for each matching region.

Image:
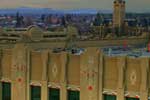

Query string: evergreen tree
[41,14,45,23]
[16,12,21,27]
[61,16,66,27]
[16,12,24,27]
[93,12,104,26]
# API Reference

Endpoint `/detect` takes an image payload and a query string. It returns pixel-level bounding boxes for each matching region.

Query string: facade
[0,0,150,100]
[0,45,150,100]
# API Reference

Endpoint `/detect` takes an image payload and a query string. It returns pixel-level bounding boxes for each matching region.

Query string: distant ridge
[0,7,112,15]
[64,9,112,14]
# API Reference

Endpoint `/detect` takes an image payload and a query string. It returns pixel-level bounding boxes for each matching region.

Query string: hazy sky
[0,0,150,12]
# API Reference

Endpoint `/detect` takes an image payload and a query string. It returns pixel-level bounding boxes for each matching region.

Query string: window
[2,82,11,100]
[103,94,116,100]
[49,88,60,100]
[126,97,139,100]
[31,86,41,100]
[68,90,80,100]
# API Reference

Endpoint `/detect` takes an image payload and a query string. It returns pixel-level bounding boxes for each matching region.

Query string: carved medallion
[130,70,137,85]
[52,63,58,78]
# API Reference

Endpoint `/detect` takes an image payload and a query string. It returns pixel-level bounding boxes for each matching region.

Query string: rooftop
[102,45,150,57]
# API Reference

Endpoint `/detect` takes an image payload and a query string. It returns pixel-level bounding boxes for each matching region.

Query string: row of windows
[104,95,140,100]
[0,82,80,100]
[31,86,80,100]
[0,82,141,100]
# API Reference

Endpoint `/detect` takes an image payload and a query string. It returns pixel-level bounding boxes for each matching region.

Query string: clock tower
[113,0,126,35]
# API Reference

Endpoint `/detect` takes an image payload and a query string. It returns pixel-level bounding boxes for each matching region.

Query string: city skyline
[0,0,149,13]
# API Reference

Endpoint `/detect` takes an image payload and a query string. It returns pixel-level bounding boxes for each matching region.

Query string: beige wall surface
[104,56,118,90]
[126,57,141,92]
[31,51,43,81]
[1,49,12,80]
[80,47,99,100]
[48,53,62,83]
[0,44,150,100]
[11,44,28,100]
[68,54,80,86]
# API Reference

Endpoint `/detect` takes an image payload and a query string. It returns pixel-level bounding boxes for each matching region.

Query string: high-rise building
[113,0,126,34]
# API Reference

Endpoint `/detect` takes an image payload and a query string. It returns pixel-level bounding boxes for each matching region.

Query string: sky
[0,0,150,12]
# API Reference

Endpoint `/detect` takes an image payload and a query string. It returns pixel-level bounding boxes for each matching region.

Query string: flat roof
[102,45,150,57]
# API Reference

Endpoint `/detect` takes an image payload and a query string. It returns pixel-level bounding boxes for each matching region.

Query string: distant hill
[64,9,112,14]
[0,7,112,15]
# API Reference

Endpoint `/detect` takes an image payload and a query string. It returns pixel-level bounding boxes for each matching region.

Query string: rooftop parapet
[24,25,43,41]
